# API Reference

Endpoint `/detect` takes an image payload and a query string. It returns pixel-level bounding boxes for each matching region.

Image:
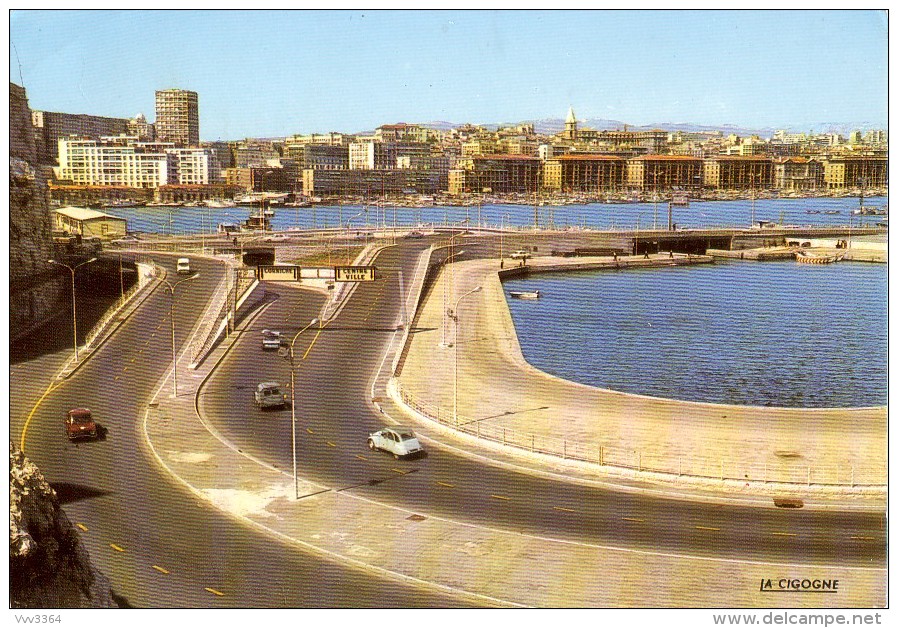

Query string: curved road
[15,253,464,607]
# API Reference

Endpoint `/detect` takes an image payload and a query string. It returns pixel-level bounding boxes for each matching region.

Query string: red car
[65,408,97,441]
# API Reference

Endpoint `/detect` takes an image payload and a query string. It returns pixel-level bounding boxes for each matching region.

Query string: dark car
[65,408,97,441]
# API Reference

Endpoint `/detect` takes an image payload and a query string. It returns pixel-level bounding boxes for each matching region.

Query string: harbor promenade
[393,253,887,495]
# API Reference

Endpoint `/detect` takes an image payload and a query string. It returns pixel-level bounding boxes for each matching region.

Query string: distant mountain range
[417,118,883,138]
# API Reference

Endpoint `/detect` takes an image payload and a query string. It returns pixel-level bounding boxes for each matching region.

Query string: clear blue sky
[9,10,888,140]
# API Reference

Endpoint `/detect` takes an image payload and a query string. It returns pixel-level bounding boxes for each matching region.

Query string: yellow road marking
[553,506,577,513]
[110,543,125,552]
[152,565,170,574]
[130,357,136,362]
[850,536,877,541]
[436,481,455,488]
[490,494,511,501]
[76,523,89,532]
[20,379,63,452]
[772,532,797,537]
[114,376,120,381]
[622,517,645,523]
[695,526,720,531]
[204,587,224,597]
[122,366,128,372]
[390,468,407,474]
[326,441,336,448]
[306,428,314,434]
[301,327,324,360]
[151,332,156,337]
[355,454,368,461]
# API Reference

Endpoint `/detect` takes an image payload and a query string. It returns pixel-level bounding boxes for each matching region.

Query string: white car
[261,329,282,350]
[176,258,191,274]
[263,233,290,242]
[367,427,426,459]
[509,250,530,260]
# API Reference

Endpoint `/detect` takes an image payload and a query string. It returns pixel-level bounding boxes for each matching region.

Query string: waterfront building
[285,143,349,170]
[454,155,542,194]
[284,132,356,148]
[301,168,440,196]
[31,110,130,164]
[54,137,172,188]
[167,148,222,185]
[53,206,127,240]
[234,143,280,168]
[201,140,235,170]
[626,155,703,191]
[773,157,823,191]
[822,156,888,189]
[155,89,199,147]
[702,156,773,189]
[349,141,399,169]
[542,154,626,193]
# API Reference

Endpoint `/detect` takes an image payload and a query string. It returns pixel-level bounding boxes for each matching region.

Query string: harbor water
[503,260,887,409]
[102,196,887,235]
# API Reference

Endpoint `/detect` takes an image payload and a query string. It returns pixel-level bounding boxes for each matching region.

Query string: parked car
[176,258,191,274]
[367,427,425,459]
[254,382,287,409]
[111,235,140,247]
[263,233,290,242]
[261,329,283,350]
[510,250,530,260]
[65,408,97,441]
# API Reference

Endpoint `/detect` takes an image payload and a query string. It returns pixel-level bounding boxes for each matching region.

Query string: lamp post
[280,318,319,500]
[48,257,97,363]
[441,229,467,347]
[160,273,198,398]
[346,210,365,264]
[453,286,482,426]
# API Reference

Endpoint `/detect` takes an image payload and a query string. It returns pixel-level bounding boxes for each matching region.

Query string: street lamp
[346,210,365,264]
[279,318,319,500]
[48,257,97,363]
[441,229,468,347]
[160,273,198,398]
[452,286,482,426]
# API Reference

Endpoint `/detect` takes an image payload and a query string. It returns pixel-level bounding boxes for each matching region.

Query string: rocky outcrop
[10,83,65,341]
[9,442,115,608]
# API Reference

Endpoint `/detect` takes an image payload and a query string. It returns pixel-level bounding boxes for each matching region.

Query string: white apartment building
[348,141,398,170]
[54,137,172,188]
[54,136,220,187]
[167,147,222,184]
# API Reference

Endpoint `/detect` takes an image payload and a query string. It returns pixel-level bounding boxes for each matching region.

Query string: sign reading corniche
[335,266,376,282]
[256,265,301,281]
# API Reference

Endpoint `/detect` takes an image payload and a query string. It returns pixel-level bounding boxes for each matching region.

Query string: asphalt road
[201,241,886,570]
[14,253,465,608]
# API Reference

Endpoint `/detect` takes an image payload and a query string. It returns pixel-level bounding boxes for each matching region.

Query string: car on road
[261,329,283,350]
[65,408,97,441]
[254,382,287,409]
[405,230,424,239]
[176,258,191,274]
[509,250,530,260]
[367,427,425,459]
[263,233,290,242]
[111,235,140,247]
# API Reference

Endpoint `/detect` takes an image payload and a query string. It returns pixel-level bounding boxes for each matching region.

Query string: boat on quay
[795,251,843,264]
[509,290,541,299]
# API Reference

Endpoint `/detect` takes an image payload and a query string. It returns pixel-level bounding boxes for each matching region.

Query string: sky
[9,9,888,141]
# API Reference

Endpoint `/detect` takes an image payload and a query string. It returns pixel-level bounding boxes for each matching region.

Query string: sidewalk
[392,254,886,498]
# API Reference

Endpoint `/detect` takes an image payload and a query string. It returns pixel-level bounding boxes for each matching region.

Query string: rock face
[9,82,66,342]
[9,441,116,608]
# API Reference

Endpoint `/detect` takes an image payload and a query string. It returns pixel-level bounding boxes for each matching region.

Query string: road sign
[335,266,376,282]
[256,265,301,281]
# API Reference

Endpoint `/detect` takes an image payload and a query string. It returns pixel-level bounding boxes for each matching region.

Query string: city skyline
[10,10,887,140]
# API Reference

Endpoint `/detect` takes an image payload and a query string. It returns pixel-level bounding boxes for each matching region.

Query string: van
[176,258,191,274]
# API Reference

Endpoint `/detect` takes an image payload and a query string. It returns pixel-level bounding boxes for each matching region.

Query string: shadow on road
[50,482,113,505]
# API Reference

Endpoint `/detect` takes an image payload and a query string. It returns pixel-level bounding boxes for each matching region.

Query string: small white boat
[510,290,541,299]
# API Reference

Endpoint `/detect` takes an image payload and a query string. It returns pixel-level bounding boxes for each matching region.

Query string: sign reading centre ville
[334,266,376,282]
[256,265,301,281]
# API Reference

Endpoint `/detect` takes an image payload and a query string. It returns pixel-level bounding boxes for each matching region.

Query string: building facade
[155,89,199,146]
[54,137,172,188]
[543,154,626,192]
[626,155,703,191]
[703,156,774,189]
[823,156,888,189]
[54,206,127,240]
[773,157,823,191]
